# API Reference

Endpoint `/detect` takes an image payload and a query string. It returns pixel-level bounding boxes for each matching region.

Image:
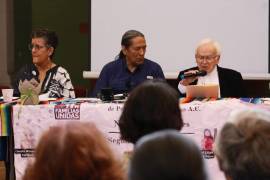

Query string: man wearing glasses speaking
[177,38,245,98]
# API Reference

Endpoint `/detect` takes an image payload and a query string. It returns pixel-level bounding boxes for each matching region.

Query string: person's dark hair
[119,79,183,144]
[215,110,270,180]
[129,130,207,180]
[23,122,124,180]
[118,30,145,59]
[31,28,58,58]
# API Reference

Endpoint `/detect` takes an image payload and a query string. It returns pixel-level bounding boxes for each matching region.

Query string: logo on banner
[54,104,80,120]
[201,128,217,159]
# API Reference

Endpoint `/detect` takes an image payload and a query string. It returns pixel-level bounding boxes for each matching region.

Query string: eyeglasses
[28,44,48,51]
[196,55,218,62]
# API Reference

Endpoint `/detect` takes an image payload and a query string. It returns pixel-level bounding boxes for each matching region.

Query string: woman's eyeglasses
[28,44,48,51]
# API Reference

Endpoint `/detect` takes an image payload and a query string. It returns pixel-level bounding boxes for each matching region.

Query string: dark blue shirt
[91,58,165,97]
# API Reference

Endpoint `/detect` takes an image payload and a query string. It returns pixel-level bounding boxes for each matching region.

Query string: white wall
[90,0,269,74]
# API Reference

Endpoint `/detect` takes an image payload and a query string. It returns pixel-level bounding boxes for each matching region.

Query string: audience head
[23,122,124,180]
[119,79,183,144]
[30,28,58,60]
[215,109,270,180]
[118,30,146,67]
[195,38,221,73]
[128,130,207,180]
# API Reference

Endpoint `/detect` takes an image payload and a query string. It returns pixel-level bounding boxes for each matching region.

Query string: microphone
[180,70,207,79]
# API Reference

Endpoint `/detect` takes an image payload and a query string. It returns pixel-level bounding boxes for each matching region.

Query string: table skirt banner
[12,99,270,180]
[13,102,132,179]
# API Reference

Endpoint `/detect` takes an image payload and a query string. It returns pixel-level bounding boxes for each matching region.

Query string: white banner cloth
[13,99,270,180]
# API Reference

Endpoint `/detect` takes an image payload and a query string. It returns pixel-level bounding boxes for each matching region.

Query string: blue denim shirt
[91,58,165,97]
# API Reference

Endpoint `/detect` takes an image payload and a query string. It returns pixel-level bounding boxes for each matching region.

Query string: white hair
[195,38,221,55]
[228,109,270,124]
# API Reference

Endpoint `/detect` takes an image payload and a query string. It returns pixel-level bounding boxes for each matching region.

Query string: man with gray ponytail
[92,30,165,97]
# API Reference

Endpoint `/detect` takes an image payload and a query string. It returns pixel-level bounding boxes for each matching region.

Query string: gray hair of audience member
[118,30,145,59]
[128,130,208,180]
[195,38,221,56]
[214,109,270,180]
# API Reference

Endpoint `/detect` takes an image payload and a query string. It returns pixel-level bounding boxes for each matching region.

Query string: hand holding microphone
[179,70,207,85]
[180,70,207,79]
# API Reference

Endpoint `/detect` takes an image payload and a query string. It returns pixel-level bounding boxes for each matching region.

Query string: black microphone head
[198,70,207,76]
[180,70,207,80]
[100,87,113,101]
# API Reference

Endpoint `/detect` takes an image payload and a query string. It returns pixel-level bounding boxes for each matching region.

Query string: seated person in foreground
[92,30,165,97]
[13,28,75,98]
[214,109,270,180]
[119,79,183,144]
[23,122,124,180]
[177,38,246,98]
[128,130,208,180]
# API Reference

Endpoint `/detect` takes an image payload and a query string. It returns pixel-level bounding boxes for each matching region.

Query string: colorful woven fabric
[0,102,13,136]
